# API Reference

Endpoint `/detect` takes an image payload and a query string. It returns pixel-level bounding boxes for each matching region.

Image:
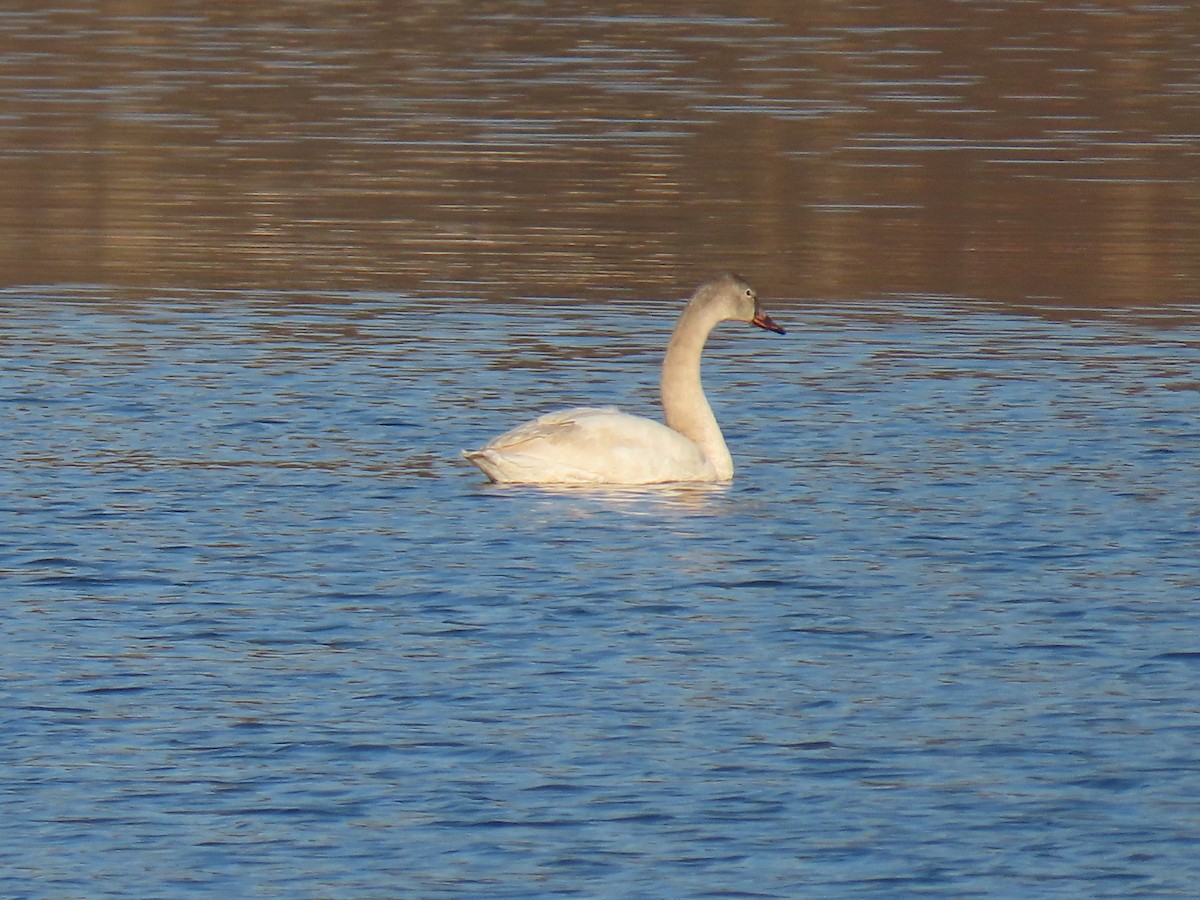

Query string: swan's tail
[462,448,502,482]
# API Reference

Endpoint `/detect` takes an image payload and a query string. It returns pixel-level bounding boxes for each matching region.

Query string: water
[3,289,1199,896]
[2,3,1197,303]
[4,1,1200,896]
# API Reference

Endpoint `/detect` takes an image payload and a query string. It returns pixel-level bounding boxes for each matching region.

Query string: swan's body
[466,406,719,484]
[463,274,785,485]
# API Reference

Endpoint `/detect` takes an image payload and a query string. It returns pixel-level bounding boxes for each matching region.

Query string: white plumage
[463,274,785,485]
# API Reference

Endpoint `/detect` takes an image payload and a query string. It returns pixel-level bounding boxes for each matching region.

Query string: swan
[463,273,785,485]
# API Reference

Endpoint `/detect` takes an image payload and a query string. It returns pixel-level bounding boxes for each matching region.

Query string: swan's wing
[463,407,715,484]
[480,407,623,452]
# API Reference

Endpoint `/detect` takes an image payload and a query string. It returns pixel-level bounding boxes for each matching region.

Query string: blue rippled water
[2,288,1199,896]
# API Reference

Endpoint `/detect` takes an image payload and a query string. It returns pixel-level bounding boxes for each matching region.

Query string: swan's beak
[751,311,786,335]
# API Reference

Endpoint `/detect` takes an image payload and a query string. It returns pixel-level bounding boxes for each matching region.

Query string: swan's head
[698,273,786,335]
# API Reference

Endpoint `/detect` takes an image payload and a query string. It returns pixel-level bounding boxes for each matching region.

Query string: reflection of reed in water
[1,3,1194,306]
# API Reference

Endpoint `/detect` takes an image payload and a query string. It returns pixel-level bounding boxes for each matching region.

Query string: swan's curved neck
[660,299,733,480]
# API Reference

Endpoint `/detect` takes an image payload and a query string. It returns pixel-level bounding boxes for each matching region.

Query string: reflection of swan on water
[464,274,785,485]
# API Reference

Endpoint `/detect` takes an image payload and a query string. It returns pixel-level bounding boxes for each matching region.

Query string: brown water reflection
[2,2,1197,306]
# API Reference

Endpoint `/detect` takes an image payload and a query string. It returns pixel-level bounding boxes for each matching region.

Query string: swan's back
[464,407,719,485]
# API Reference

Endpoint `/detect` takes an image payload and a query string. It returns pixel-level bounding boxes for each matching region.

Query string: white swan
[463,274,785,485]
